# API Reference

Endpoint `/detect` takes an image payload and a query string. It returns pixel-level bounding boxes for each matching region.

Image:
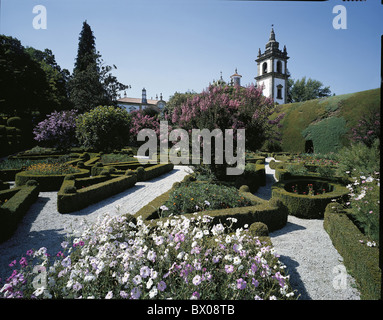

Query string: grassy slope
[271,88,380,153]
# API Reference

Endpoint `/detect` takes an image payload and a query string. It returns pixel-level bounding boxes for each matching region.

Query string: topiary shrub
[136,166,145,181]
[248,222,269,236]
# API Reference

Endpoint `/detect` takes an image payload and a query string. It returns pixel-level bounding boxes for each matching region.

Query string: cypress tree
[69,21,105,112]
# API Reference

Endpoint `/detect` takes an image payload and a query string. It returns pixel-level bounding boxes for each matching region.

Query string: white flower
[146,278,154,289]
[33,287,45,297]
[233,256,241,265]
[105,291,113,299]
[149,287,158,298]
[194,231,203,239]
[160,205,169,211]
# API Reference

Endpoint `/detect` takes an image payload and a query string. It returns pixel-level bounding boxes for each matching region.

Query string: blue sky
[1,0,382,101]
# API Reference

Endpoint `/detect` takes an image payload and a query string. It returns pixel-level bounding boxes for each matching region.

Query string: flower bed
[0,213,296,300]
[0,184,39,243]
[271,177,349,219]
[134,176,288,233]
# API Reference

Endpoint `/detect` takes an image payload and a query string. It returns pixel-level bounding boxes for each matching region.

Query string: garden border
[0,185,39,243]
[323,202,381,300]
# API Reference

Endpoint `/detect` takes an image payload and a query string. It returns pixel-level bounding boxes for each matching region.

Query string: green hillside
[271,88,380,153]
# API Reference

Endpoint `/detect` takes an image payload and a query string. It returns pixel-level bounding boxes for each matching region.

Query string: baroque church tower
[255,27,289,104]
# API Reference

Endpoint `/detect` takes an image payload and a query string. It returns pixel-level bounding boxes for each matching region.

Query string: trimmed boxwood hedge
[133,178,288,233]
[234,163,266,193]
[57,174,137,213]
[0,185,39,243]
[323,203,381,300]
[271,177,349,219]
[15,169,90,191]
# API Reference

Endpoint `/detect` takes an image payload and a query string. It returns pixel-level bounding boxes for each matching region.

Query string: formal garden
[0,84,381,300]
[0,24,380,300]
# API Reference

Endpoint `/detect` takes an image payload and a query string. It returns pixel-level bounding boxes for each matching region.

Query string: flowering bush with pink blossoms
[0,214,295,300]
[171,84,283,152]
[33,110,78,151]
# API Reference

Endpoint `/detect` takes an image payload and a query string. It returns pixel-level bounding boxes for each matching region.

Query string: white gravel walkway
[0,165,191,282]
[262,157,360,300]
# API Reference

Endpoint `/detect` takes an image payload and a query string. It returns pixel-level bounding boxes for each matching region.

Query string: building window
[262,62,267,74]
[276,60,282,73]
[277,85,283,99]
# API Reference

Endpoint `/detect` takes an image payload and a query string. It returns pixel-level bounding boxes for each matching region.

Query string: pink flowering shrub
[171,84,283,151]
[129,110,160,139]
[33,110,78,151]
[0,214,295,300]
[350,111,380,148]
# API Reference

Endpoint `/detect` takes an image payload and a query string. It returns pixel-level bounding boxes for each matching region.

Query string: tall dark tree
[69,21,129,112]
[0,35,51,117]
[287,77,332,103]
[25,47,72,111]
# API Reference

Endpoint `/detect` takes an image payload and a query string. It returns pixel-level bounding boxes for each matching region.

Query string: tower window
[276,60,282,73]
[277,84,283,99]
[262,62,268,74]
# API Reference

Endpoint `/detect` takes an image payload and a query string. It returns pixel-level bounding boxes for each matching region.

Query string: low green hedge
[234,163,266,193]
[271,177,349,218]
[92,163,174,182]
[0,185,39,243]
[323,203,381,300]
[0,168,23,182]
[15,169,90,191]
[134,182,288,233]
[57,174,137,213]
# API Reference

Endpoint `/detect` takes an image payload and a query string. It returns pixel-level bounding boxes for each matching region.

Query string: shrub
[76,106,131,152]
[33,110,78,151]
[324,203,380,299]
[343,172,380,243]
[271,178,349,218]
[350,111,380,148]
[335,140,380,179]
[248,222,269,236]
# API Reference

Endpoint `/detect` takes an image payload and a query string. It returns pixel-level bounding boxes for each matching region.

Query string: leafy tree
[69,21,129,112]
[287,77,332,103]
[25,47,72,111]
[0,35,51,116]
[75,105,131,152]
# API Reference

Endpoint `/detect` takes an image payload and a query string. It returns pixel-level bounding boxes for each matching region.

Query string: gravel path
[262,158,361,300]
[0,165,191,282]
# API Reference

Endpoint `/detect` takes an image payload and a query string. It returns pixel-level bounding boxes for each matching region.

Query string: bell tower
[255,26,289,104]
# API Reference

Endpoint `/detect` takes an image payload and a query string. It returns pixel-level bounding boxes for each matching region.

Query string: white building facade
[255,28,289,105]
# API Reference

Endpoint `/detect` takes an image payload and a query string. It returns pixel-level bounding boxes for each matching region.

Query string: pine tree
[69,21,130,112]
